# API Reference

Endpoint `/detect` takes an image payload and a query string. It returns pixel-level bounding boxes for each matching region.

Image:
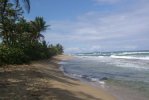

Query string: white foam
[98,81,105,88]
[117,51,149,55]
[71,73,83,78]
[110,55,149,60]
[90,78,99,82]
[90,78,106,88]
[76,55,149,70]
[98,81,105,85]
[58,61,68,64]
[98,56,105,58]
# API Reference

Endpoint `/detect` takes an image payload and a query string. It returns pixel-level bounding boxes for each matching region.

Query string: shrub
[23,41,50,60]
[48,47,59,57]
[0,46,30,65]
[0,42,64,65]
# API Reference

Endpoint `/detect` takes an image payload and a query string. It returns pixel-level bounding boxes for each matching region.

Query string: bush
[23,41,50,60]
[48,47,59,57]
[0,42,64,65]
[0,46,30,65]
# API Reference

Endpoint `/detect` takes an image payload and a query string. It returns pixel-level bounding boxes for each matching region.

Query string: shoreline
[51,55,117,100]
[0,55,116,100]
[62,55,149,100]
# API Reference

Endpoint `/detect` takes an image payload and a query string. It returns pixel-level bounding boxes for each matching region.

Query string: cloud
[94,0,120,4]
[45,0,149,53]
[65,47,81,53]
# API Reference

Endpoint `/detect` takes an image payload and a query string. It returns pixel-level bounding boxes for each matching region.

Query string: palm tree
[56,44,64,54]
[15,0,30,13]
[1,0,30,26]
[0,0,30,45]
[30,17,49,41]
[1,0,30,13]
[0,2,24,45]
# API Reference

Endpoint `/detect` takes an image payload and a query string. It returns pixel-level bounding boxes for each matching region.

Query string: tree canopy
[0,0,64,65]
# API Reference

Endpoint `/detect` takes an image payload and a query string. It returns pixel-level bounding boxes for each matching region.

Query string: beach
[0,55,116,100]
[63,52,149,100]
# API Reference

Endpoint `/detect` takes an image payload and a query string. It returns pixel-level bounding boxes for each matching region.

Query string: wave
[116,51,149,55]
[77,54,149,61]
[61,69,106,86]
[71,73,106,86]
[110,55,149,60]
[76,51,149,58]
[58,61,68,64]
[76,55,149,70]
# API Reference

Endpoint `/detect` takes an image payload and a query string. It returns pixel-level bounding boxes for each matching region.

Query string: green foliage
[48,44,64,56]
[0,45,30,65]
[23,41,50,60]
[48,46,59,56]
[0,0,64,66]
[56,44,64,54]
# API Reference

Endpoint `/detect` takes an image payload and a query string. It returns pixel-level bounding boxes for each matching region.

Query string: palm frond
[22,0,30,13]
[14,0,30,13]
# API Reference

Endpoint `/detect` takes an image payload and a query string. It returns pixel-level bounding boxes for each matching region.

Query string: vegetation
[0,0,64,65]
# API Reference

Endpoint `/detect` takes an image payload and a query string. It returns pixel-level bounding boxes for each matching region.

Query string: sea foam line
[110,55,149,60]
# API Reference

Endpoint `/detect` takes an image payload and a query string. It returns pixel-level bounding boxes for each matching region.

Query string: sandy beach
[0,55,116,100]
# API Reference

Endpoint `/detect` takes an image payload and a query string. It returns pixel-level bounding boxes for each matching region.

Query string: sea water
[60,51,149,100]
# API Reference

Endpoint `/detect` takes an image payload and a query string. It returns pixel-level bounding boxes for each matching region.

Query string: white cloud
[94,0,120,4]
[45,0,149,53]
[65,47,81,53]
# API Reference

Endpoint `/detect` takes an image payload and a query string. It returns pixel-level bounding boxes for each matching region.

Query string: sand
[0,55,116,100]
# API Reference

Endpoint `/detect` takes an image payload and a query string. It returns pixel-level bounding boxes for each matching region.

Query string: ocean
[60,51,149,100]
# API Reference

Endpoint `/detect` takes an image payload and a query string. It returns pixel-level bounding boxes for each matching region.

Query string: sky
[25,0,149,53]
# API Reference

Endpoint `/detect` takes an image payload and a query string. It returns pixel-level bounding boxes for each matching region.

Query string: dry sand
[0,55,116,100]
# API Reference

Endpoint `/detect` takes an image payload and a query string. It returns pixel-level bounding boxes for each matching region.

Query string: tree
[0,2,23,45]
[1,0,30,14]
[56,43,64,54]
[0,0,30,44]
[15,0,30,13]
[30,17,49,41]
[0,0,64,66]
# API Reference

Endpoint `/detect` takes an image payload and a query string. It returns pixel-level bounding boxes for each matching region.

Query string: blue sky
[25,0,149,53]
